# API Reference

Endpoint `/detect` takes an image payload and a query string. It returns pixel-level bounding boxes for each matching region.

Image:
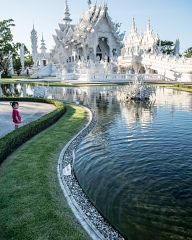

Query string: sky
[0,0,192,53]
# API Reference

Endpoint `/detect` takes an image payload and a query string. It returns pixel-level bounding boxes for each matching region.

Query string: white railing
[61,73,168,82]
[91,74,132,81]
[89,73,166,82]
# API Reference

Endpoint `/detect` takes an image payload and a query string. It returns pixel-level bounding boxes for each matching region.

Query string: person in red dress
[11,101,21,129]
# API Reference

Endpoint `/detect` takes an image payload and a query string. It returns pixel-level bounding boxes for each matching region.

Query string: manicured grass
[0,79,131,86]
[0,79,20,84]
[0,104,90,240]
[44,82,131,87]
[0,76,30,83]
[2,75,30,80]
[1,78,192,92]
[169,85,192,93]
[148,83,192,93]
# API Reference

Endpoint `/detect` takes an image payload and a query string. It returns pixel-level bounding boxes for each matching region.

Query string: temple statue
[20,43,25,74]
[174,38,180,57]
[7,51,14,76]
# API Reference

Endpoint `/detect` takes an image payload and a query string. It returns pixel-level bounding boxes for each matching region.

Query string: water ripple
[74,88,192,240]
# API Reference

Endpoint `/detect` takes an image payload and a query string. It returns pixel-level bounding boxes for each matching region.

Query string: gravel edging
[57,105,125,240]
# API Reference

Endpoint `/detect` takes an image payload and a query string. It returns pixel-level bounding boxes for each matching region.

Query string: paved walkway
[0,101,56,138]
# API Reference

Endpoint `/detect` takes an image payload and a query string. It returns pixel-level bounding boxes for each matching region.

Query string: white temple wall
[180,73,192,82]
[94,18,121,59]
[96,17,113,33]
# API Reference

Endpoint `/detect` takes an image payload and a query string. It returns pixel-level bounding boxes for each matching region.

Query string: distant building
[31,26,50,67]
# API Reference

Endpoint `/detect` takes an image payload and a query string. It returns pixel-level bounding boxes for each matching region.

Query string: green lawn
[149,83,192,93]
[0,78,131,87]
[0,104,90,240]
[169,85,192,93]
[0,76,30,83]
[2,75,30,80]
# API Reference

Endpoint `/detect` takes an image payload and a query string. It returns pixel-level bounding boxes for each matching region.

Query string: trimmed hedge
[0,97,66,164]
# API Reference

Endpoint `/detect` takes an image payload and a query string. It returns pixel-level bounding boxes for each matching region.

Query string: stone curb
[57,105,124,240]
[57,106,106,240]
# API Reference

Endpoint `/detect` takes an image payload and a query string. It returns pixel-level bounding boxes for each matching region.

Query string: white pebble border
[57,106,125,240]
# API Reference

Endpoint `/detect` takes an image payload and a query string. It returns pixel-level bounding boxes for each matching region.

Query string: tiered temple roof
[123,18,159,55]
[141,19,159,51]
[52,1,123,61]
[124,18,141,49]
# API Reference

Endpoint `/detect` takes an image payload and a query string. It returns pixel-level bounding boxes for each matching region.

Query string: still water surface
[1,84,192,240]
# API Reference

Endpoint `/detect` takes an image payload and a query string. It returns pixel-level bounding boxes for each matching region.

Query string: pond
[1,83,192,240]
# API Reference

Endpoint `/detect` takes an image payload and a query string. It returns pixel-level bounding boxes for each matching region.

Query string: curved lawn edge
[0,97,66,164]
[148,83,192,93]
[0,104,90,240]
[57,107,104,240]
[58,108,124,240]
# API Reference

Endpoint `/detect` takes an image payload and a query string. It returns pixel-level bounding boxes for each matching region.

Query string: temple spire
[131,18,137,33]
[88,0,91,6]
[31,25,38,61]
[174,38,180,57]
[147,18,151,32]
[63,0,72,24]
[40,33,47,54]
[103,0,108,11]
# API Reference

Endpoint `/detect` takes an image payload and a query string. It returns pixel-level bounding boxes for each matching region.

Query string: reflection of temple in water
[48,86,117,110]
[0,84,34,97]
[120,100,157,130]
[1,84,192,116]
[48,87,90,105]
[0,85,2,97]
[119,87,192,130]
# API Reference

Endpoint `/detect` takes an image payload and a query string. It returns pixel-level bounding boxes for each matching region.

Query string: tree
[158,40,174,55]
[25,55,34,67]
[0,19,34,77]
[0,19,15,76]
[184,47,192,58]
[13,42,33,71]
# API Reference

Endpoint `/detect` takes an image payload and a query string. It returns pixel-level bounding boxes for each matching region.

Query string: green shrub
[1,74,12,78]
[0,97,66,164]
[175,83,183,88]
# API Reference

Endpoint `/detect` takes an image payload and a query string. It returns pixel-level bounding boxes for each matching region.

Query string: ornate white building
[50,0,123,66]
[31,0,192,82]
[119,18,192,82]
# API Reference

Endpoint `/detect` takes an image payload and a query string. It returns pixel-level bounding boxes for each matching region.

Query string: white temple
[118,18,192,82]
[30,0,192,82]
[51,1,123,63]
